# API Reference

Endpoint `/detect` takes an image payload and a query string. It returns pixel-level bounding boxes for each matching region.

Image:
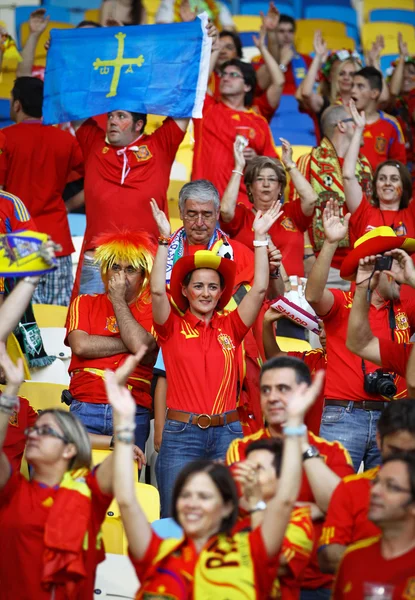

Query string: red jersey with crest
[76,118,184,250]
[333,537,415,599]
[361,112,406,170]
[66,293,155,407]
[0,190,37,234]
[192,95,278,207]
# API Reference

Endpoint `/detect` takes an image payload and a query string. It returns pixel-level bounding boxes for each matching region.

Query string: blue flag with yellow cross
[43,14,211,124]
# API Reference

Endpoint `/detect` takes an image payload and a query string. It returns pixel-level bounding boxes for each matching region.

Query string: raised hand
[285,370,325,423]
[253,201,283,237]
[260,2,280,31]
[233,138,246,172]
[206,19,219,51]
[105,369,136,426]
[114,347,148,387]
[29,8,50,36]
[264,306,285,323]
[150,198,171,238]
[313,30,327,61]
[366,35,384,65]
[279,137,294,168]
[384,248,415,287]
[322,198,351,243]
[356,255,380,290]
[232,460,261,502]
[349,99,366,129]
[398,32,409,58]
[253,22,266,52]
[179,0,197,22]
[0,341,24,395]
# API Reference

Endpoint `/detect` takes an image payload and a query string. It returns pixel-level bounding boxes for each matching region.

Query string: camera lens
[378,379,397,399]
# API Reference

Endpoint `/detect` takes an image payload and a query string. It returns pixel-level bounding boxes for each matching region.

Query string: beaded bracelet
[115,432,135,444]
[158,236,169,246]
[0,394,19,412]
[283,424,307,437]
[232,169,244,176]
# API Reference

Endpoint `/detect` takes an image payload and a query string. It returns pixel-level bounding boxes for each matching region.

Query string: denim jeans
[319,402,382,472]
[79,255,105,295]
[155,413,243,517]
[300,587,331,600]
[70,400,150,452]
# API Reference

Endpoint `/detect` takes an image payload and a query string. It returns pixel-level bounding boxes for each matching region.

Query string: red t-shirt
[361,112,406,171]
[379,338,413,378]
[0,468,112,600]
[289,349,327,436]
[0,122,84,256]
[3,396,37,472]
[333,537,415,599]
[319,467,380,552]
[154,307,249,415]
[192,95,278,207]
[0,190,37,234]
[321,289,415,401]
[130,527,278,599]
[66,293,155,407]
[219,202,312,277]
[76,118,184,250]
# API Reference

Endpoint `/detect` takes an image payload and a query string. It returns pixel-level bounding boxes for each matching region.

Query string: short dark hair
[372,160,412,209]
[219,30,243,58]
[382,451,415,502]
[130,111,147,132]
[12,77,43,118]
[171,460,239,533]
[260,356,312,385]
[220,58,256,106]
[246,438,284,476]
[378,399,415,440]
[354,66,382,93]
[182,269,225,289]
[76,20,102,28]
[279,14,296,31]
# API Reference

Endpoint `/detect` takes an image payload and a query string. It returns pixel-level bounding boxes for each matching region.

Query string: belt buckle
[196,414,212,429]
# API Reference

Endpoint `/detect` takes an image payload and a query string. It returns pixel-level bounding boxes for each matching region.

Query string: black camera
[374,255,393,272]
[364,369,397,399]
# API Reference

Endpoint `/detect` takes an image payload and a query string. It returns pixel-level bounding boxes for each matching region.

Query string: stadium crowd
[0,1,415,598]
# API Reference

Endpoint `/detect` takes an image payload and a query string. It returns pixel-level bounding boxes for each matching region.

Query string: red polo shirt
[0,191,37,234]
[333,537,415,599]
[66,293,155,408]
[3,396,37,472]
[192,95,278,207]
[321,290,415,401]
[361,112,406,170]
[0,122,84,257]
[219,202,312,277]
[379,338,413,378]
[76,118,184,250]
[154,307,250,415]
[319,467,380,552]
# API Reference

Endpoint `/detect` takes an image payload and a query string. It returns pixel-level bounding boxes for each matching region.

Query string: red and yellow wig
[93,230,156,304]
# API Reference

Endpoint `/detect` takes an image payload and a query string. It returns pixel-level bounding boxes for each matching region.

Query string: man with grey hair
[291,104,373,289]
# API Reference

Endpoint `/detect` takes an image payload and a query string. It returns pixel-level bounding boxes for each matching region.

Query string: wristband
[0,393,19,411]
[114,423,136,433]
[115,432,135,444]
[158,235,169,246]
[304,244,313,249]
[285,163,297,172]
[283,424,307,437]
[232,169,244,176]
[253,240,269,247]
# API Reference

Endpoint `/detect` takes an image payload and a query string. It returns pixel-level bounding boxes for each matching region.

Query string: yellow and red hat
[170,250,237,312]
[340,226,415,281]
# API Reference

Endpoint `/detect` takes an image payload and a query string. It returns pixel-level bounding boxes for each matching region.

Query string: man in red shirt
[0,77,84,306]
[318,398,415,574]
[292,104,373,289]
[192,59,278,207]
[352,66,406,170]
[226,355,354,599]
[333,452,415,599]
[66,231,157,452]
[305,201,415,472]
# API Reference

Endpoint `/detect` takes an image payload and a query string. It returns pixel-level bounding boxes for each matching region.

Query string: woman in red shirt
[220,138,317,279]
[150,197,280,517]
[105,364,323,600]
[0,342,113,600]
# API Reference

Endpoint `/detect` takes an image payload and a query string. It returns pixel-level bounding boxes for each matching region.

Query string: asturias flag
[43,14,211,125]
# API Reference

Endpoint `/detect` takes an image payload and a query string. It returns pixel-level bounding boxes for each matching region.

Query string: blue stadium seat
[68,213,86,237]
[240,2,295,16]
[270,95,317,147]
[302,0,352,13]
[380,54,399,76]
[304,6,359,45]
[152,518,183,539]
[44,0,101,9]
[369,8,415,26]
[15,6,73,46]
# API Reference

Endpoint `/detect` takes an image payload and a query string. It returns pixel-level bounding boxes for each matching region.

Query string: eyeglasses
[183,212,216,222]
[24,425,69,443]
[372,477,412,495]
[340,118,354,124]
[110,265,140,275]
[220,71,243,79]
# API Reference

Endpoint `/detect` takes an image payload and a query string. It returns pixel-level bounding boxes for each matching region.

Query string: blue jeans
[155,413,243,518]
[70,399,150,452]
[79,255,105,295]
[319,402,382,472]
[300,588,331,600]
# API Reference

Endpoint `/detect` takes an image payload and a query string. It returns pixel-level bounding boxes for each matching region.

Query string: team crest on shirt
[217,333,235,351]
[403,578,415,599]
[375,136,387,154]
[394,221,407,236]
[102,146,109,154]
[133,145,152,162]
[280,216,298,232]
[8,410,18,427]
[105,316,119,333]
[395,312,409,331]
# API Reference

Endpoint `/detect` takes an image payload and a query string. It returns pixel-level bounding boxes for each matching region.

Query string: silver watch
[249,500,267,514]
[279,63,288,73]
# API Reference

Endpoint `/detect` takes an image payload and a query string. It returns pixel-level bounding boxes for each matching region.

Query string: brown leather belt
[325,399,390,412]
[166,408,240,429]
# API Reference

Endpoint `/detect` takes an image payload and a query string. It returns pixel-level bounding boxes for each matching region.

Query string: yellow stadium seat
[20,21,74,60]
[362,23,415,53]
[169,217,182,233]
[296,35,355,55]
[0,70,17,100]
[276,146,313,163]
[295,19,347,41]
[84,8,100,23]
[174,145,193,180]
[17,381,68,412]
[33,304,68,328]
[233,15,261,32]
[364,0,415,22]
[142,0,160,23]
[92,448,113,466]
[276,336,312,353]
[6,334,31,380]
[167,180,183,219]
